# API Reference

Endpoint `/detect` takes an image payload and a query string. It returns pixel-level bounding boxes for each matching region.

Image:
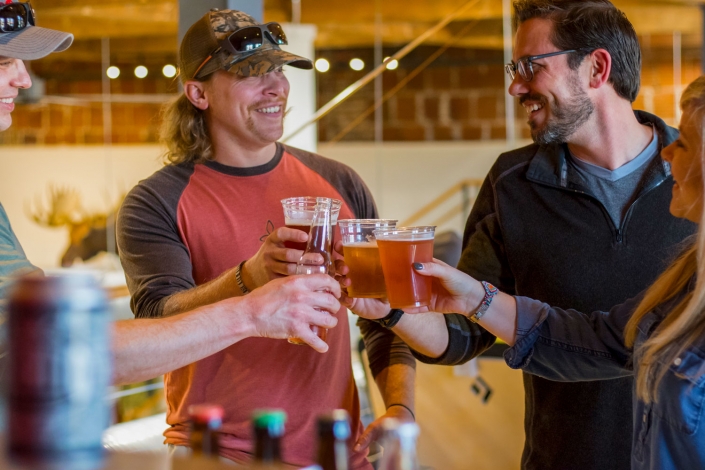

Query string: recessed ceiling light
[349,58,364,71]
[134,66,148,79]
[162,64,177,78]
[315,58,330,73]
[106,66,120,79]
[384,57,399,70]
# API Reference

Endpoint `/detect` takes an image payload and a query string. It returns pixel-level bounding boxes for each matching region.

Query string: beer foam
[343,241,379,248]
[285,218,338,226]
[377,234,434,241]
[285,218,310,226]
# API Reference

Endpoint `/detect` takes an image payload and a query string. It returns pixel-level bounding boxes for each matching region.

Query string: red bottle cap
[188,404,225,423]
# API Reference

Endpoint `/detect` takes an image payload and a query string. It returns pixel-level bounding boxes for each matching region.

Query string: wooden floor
[369,358,525,470]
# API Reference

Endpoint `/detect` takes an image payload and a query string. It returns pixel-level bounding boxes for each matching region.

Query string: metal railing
[400,179,484,228]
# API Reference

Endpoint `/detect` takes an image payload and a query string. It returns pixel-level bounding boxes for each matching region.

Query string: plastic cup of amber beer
[373,226,436,309]
[339,219,397,298]
[281,197,342,251]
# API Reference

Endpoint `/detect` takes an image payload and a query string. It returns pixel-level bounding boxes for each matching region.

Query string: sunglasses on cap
[193,22,288,80]
[0,2,35,34]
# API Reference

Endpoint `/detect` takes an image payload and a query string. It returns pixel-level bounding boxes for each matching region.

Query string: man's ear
[184,80,209,110]
[587,48,612,90]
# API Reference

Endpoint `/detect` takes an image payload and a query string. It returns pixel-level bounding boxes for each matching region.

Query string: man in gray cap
[117,8,415,468]
[0,0,72,311]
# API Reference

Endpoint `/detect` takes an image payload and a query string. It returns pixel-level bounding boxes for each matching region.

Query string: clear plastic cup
[338,219,397,298]
[281,197,342,251]
[373,226,436,309]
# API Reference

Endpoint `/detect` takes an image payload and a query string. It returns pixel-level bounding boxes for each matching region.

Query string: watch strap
[375,308,404,329]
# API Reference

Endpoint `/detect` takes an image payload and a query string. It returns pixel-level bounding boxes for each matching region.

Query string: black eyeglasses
[0,2,35,33]
[193,22,288,79]
[505,49,585,82]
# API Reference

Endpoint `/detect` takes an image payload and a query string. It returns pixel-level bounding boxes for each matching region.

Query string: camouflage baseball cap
[180,9,313,81]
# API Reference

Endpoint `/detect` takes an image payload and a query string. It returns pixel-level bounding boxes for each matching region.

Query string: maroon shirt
[117,144,383,468]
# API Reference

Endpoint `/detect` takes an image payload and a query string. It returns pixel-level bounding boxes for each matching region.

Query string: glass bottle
[296,197,334,276]
[188,404,224,458]
[377,419,420,470]
[289,198,335,345]
[314,410,351,470]
[253,409,286,466]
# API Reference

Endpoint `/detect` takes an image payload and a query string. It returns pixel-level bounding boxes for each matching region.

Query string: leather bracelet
[374,308,404,329]
[469,281,498,323]
[234,260,250,295]
[387,403,415,421]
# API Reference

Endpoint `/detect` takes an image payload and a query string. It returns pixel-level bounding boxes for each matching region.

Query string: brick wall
[1,40,701,146]
[0,71,176,146]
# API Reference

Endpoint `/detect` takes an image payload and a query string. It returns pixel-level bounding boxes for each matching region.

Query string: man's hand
[354,405,415,452]
[241,274,341,352]
[334,240,429,319]
[333,240,391,320]
[242,227,314,289]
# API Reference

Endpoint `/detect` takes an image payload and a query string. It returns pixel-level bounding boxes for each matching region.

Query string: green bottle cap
[252,409,287,436]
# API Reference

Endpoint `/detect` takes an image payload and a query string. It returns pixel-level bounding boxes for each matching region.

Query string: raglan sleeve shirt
[116,167,197,319]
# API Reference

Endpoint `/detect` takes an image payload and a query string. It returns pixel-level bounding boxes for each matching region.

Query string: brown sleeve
[116,164,196,318]
[284,144,416,377]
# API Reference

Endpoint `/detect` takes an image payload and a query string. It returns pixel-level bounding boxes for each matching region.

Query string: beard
[524,75,594,145]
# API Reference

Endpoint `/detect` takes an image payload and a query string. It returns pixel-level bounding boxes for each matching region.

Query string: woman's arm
[412,260,637,382]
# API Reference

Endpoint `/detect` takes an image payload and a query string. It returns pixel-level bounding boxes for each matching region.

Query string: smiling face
[661,107,704,223]
[203,68,289,148]
[509,18,594,145]
[0,56,31,131]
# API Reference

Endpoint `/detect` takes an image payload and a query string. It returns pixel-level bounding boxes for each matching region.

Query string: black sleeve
[412,171,511,365]
[116,166,195,318]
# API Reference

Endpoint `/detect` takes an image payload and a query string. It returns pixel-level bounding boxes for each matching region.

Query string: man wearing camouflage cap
[117,9,416,467]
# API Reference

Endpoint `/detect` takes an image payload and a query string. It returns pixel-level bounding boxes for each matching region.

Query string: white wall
[0,145,164,269]
[0,140,529,269]
[280,23,318,153]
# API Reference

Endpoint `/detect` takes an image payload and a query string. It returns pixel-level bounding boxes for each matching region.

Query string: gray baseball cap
[0,1,73,60]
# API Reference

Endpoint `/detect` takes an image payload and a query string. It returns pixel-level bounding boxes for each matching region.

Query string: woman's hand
[411,258,485,316]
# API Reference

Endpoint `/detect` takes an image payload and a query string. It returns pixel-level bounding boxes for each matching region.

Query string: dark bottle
[253,409,287,465]
[315,410,351,470]
[8,273,110,470]
[189,404,224,458]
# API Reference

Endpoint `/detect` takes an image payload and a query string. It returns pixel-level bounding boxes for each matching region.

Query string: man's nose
[12,60,32,89]
[508,73,529,97]
[265,73,289,97]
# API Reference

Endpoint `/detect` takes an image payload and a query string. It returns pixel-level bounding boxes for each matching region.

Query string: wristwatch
[374,308,405,329]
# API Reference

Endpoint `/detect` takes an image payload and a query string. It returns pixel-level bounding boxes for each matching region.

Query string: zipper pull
[616,230,623,243]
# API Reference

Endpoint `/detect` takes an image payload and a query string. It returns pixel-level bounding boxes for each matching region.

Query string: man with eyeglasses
[116,8,414,468]
[342,1,696,469]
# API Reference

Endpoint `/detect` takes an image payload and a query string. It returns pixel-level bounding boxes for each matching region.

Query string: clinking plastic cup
[281,197,342,251]
[338,219,397,299]
[373,226,436,309]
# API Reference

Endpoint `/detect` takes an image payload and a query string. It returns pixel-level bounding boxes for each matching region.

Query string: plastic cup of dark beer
[373,226,436,309]
[339,219,397,298]
[281,197,342,251]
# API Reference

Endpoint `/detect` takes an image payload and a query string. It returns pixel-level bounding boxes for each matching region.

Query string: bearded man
[343,1,696,469]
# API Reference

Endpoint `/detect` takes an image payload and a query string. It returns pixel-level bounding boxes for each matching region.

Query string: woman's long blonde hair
[625,75,705,403]
[159,87,214,165]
